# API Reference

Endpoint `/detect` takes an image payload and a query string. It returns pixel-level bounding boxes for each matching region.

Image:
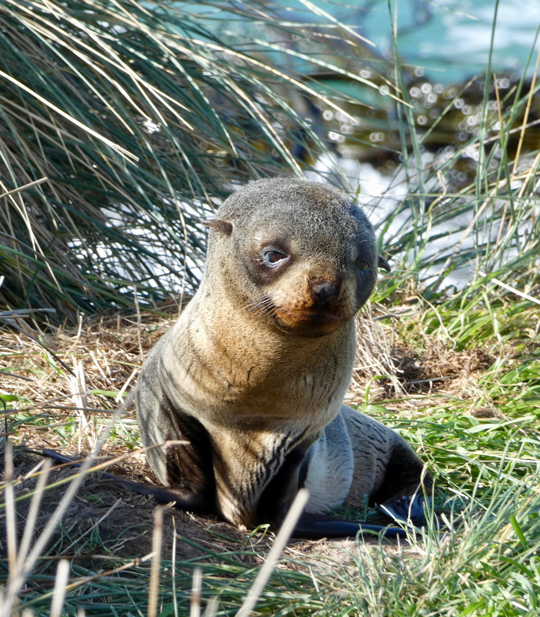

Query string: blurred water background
[303,0,540,83]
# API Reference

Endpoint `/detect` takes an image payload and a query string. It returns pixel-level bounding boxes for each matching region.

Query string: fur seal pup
[134,178,432,537]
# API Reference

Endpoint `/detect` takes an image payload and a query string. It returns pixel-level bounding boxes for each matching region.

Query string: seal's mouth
[247,290,355,335]
[273,307,350,335]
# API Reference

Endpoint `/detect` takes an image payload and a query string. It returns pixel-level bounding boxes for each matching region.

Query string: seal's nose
[311,281,339,305]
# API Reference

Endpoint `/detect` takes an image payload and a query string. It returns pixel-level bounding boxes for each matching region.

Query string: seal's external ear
[203,218,233,236]
[378,255,391,272]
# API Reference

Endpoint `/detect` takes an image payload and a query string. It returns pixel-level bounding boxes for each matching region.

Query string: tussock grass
[372,2,540,299]
[0,0,395,323]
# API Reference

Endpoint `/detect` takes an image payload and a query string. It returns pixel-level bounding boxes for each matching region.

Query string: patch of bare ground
[0,304,493,567]
[3,449,252,569]
[2,309,260,567]
[349,305,496,406]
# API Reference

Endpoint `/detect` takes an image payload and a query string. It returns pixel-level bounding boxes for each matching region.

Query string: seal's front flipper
[42,448,212,512]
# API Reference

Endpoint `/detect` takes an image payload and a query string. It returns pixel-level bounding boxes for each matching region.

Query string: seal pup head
[204,178,389,337]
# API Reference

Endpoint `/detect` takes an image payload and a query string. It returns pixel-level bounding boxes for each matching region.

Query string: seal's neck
[178,276,356,426]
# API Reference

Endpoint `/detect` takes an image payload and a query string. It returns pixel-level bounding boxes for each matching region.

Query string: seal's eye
[262,249,289,268]
[355,259,370,272]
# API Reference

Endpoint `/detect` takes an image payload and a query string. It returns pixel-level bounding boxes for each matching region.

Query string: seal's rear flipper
[292,513,408,539]
[377,495,432,527]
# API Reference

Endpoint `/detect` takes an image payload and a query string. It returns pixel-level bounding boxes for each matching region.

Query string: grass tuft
[0,0,390,322]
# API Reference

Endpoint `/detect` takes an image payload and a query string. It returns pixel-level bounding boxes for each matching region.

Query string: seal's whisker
[247,295,275,316]
[257,304,277,318]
